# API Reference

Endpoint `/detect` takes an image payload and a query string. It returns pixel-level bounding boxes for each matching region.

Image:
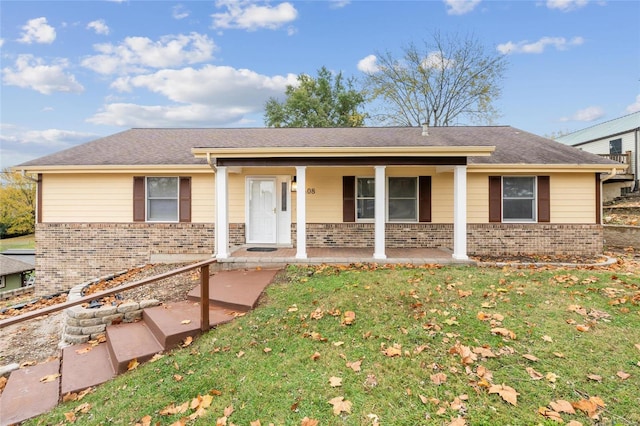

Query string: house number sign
[306,188,316,194]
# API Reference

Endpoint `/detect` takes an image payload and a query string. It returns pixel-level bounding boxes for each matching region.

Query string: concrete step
[106,321,163,374]
[61,342,116,395]
[143,301,237,349]
[187,269,279,311]
[0,359,60,426]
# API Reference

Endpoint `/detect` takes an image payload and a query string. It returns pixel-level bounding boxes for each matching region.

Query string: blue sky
[1,0,639,169]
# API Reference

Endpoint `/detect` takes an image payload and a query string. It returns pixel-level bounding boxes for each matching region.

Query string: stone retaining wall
[62,275,160,345]
[604,225,640,249]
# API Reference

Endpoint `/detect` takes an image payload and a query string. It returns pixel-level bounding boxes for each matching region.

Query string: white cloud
[173,4,190,20]
[444,0,481,15]
[212,0,298,31]
[81,32,215,75]
[357,55,378,73]
[2,54,84,95]
[329,0,351,9]
[421,51,455,70]
[559,106,605,122]
[0,39,4,48]
[626,94,640,113]
[497,36,584,54]
[0,127,97,168]
[87,19,110,35]
[91,65,297,127]
[546,0,588,12]
[18,17,56,44]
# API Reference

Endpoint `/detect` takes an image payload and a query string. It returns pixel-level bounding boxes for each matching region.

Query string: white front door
[247,178,277,243]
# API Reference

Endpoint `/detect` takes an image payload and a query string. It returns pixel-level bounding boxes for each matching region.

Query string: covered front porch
[218,246,474,268]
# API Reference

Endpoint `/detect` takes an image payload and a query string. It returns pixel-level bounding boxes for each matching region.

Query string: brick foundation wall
[467,224,603,256]
[35,223,214,296]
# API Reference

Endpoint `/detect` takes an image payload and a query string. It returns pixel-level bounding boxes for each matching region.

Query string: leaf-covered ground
[25,257,640,426]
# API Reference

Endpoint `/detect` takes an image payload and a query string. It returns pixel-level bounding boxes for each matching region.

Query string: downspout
[635,127,639,191]
[601,168,618,183]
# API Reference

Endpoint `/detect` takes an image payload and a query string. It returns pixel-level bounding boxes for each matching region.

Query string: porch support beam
[215,166,230,259]
[452,165,468,260]
[295,166,307,259]
[374,165,387,260]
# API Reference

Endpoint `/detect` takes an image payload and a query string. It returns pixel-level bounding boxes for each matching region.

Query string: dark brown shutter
[595,173,601,224]
[488,176,502,223]
[537,176,550,223]
[37,174,42,223]
[133,176,145,222]
[342,176,355,222]
[418,176,432,222]
[179,177,191,223]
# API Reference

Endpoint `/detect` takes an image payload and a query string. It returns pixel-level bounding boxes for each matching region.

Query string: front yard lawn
[27,258,640,425]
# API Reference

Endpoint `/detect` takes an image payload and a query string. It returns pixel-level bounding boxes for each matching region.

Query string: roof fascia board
[14,165,213,174]
[468,164,626,173]
[192,146,496,158]
[571,128,640,147]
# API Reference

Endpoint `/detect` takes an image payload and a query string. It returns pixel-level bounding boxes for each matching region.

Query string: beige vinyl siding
[466,172,596,224]
[549,173,595,223]
[467,173,489,223]
[43,173,215,223]
[43,174,132,222]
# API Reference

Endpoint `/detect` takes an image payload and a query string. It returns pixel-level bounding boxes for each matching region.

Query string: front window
[388,177,417,221]
[503,176,536,222]
[147,177,179,221]
[356,177,375,220]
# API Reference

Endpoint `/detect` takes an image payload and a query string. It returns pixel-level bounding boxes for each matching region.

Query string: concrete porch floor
[222,247,473,267]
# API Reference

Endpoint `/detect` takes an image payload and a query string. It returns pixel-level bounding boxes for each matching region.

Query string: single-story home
[0,254,34,294]
[16,126,621,296]
[556,111,639,201]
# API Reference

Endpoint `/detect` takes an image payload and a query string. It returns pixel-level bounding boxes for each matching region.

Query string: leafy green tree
[264,66,367,128]
[363,32,508,126]
[0,169,36,238]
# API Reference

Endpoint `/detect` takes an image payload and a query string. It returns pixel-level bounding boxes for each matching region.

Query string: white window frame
[146,177,179,222]
[356,176,375,222]
[502,176,537,223]
[387,176,418,222]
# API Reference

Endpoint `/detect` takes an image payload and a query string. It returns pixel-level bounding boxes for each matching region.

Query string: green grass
[0,233,35,251]
[26,261,640,425]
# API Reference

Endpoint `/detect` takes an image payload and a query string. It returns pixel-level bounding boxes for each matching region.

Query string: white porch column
[373,165,387,260]
[295,166,307,259]
[452,165,469,260]
[215,166,230,259]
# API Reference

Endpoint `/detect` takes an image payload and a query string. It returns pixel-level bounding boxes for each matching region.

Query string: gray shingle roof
[0,255,34,276]
[17,126,618,167]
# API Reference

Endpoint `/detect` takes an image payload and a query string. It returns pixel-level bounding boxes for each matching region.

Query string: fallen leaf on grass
[138,415,152,426]
[488,384,519,406]
[263,347,272,353]
[538,407,563,423]
[617,371,631,380]
[526,367,544,380]
[382,343,402,357]
[587,374,602,382]
[553,352,565,358]
[549,399,576,414]
[635,343,640,352]
[448,417,467,426]
[160,401,189,415]
[149,353,165,362]
[542,335,553,342]
[567,421,583,426]
[328,396,352,415]
[346,359,362,372]
[174,374,183,382]
[329,376,342,387]
[572,396,605,419]
[430,372,447,385]
[182,336,193,347]
[491,327,516,339]
[40,373,61,383]
[342,311,356,325]
[127,358,139,371]
[576,324,590,332]
[301,417,319,426]
[311,352,321,361]
[522,354,539,362]
[546,372,558,383]
[64,412,76,422]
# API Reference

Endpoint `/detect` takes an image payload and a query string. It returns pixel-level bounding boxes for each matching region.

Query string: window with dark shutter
[418,176,432,222]
[488,176,502,222]
[537,176,550,223]
[133,176,145,222]
[179,177,191,222]
[343,176,355,222]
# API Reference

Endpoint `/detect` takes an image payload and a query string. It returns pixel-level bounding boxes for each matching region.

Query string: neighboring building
[0,254,34,293]
[15,126,619,296]
[556,112,639,201]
